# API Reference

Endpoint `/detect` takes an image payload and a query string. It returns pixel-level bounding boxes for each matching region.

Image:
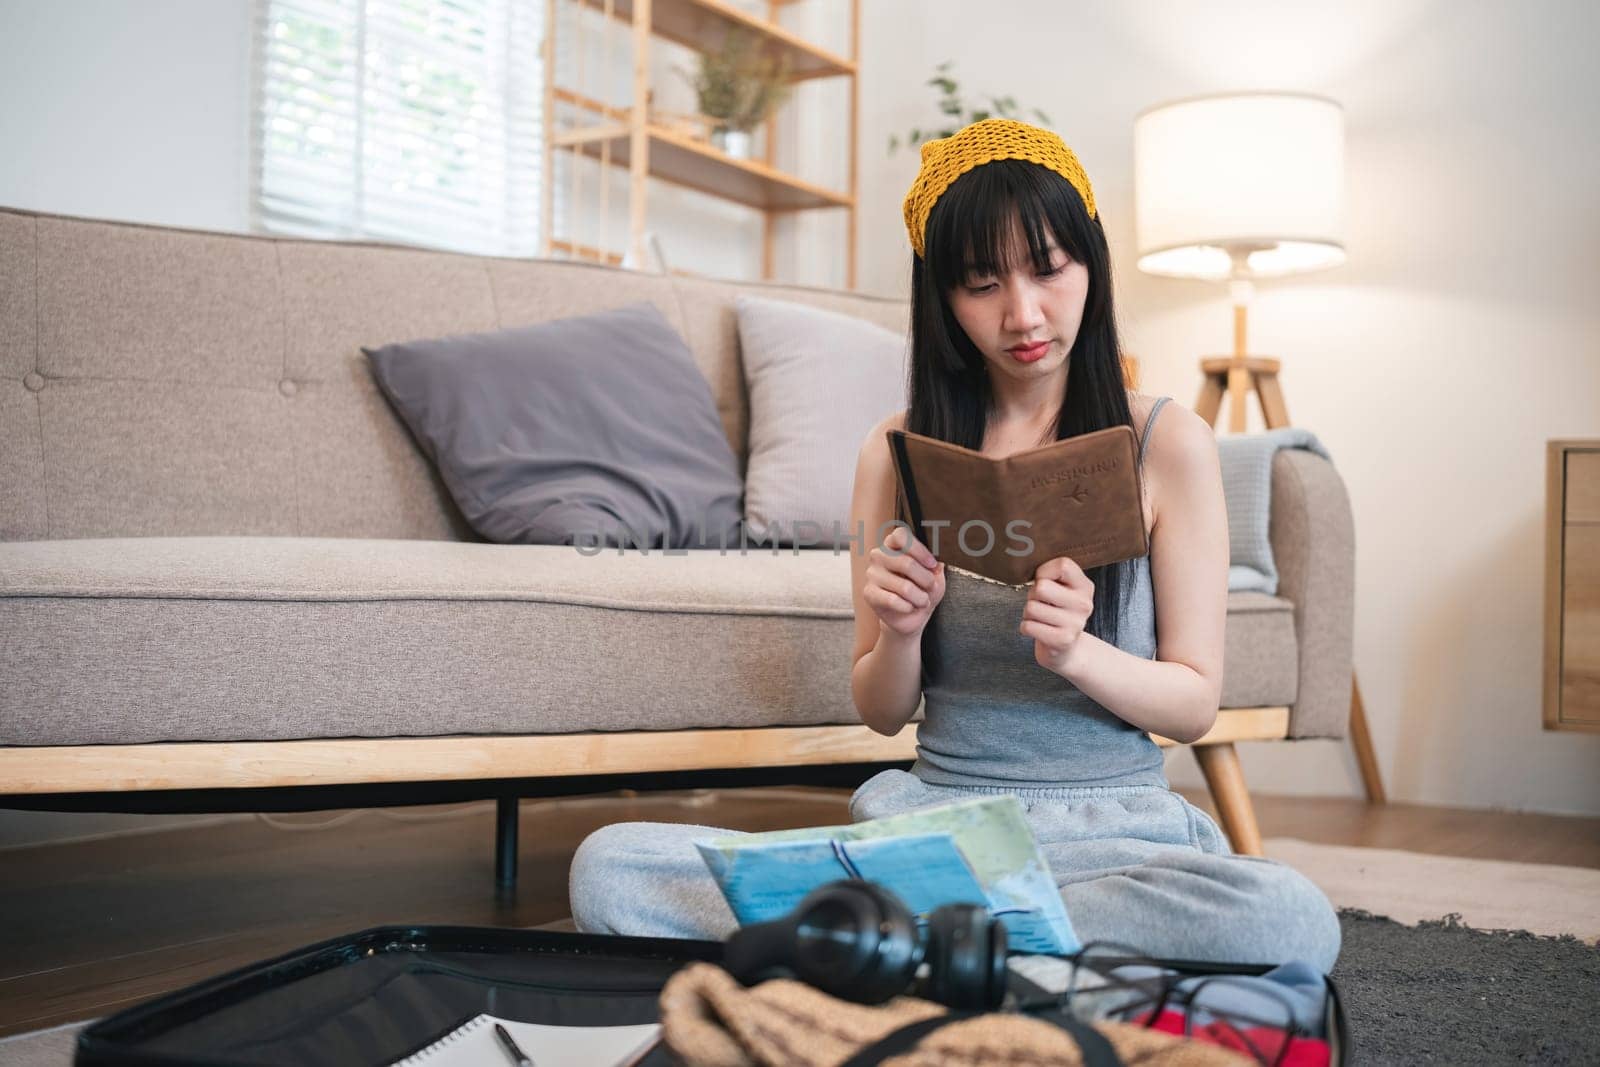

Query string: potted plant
[889,60,1052,153]
[678,29,792,159]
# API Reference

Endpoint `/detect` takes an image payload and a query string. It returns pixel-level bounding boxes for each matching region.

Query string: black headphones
[721,879,1008,1011]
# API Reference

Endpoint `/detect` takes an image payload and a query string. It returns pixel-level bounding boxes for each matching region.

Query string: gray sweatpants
[569,768,1341,972]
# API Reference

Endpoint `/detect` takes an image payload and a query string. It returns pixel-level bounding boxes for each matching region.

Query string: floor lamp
[1133,91,1386,805]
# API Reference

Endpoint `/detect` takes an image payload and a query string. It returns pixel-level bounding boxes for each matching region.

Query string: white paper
[389,1013,661,1067]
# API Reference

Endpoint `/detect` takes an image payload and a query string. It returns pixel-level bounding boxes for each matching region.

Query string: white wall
[855,0,1600,815]
[0,0,255,231]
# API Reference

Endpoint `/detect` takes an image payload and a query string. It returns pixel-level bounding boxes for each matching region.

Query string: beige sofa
[0,207,1355,875]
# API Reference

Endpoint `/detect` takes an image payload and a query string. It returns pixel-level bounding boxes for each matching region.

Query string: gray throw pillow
[365,301,743,549]
[735,295,908,546]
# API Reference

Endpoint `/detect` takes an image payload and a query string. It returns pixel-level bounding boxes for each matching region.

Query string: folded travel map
[695,794,1079,956]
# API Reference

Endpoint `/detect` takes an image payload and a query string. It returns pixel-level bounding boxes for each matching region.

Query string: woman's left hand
[1020,556,1095,675]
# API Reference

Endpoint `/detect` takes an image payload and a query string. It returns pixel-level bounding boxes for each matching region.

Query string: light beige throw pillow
[735,295,908,547]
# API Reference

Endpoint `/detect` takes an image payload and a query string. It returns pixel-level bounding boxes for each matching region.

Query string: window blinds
[250,0,543,256]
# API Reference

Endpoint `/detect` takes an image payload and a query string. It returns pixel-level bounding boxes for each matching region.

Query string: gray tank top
[911,396,1173,790]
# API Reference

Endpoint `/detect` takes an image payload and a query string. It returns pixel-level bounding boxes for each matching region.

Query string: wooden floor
[2,787,1597,1039]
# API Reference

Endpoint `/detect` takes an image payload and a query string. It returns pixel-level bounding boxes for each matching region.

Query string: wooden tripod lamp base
[1194,348,1388,806]
[1195,355,1287,433]
[1193,304,1293,433]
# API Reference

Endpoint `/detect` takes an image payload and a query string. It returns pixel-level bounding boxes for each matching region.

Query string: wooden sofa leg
[1193,743,1264,856]
[495,795,519,892]
[1348,672,1388,805]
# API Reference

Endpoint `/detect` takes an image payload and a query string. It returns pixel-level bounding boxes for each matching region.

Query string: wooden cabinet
[1545,440,1600,731]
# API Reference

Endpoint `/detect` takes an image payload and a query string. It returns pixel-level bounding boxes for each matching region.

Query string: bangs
[923,159,1092,291]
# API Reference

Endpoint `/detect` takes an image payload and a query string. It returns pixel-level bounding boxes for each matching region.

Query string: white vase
[711,128,753,159]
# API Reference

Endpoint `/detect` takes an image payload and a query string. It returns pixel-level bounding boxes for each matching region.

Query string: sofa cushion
[365,301,744,548]
[0,538,1298,746]
[0,537,856,746]
[1216,591,1300,710]
[734,295,907,546]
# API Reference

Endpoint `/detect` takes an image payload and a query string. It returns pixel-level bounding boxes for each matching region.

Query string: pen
[492,1022,534,1067]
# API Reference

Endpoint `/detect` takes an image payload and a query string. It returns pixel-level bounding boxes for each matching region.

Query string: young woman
[570,118,1340,972]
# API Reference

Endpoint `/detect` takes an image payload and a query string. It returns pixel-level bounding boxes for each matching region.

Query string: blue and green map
[695,794,1078,955]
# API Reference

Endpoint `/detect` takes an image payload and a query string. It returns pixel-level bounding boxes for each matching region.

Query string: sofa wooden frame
[0,708,1286,888]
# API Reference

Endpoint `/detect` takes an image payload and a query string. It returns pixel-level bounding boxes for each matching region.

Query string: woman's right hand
[863,526,947,637]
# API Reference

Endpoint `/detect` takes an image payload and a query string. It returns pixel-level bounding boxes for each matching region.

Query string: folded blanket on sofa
[1219,428,1334,596]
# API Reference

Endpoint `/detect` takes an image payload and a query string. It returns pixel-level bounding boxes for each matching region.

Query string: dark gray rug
[1334,909,1600,1065]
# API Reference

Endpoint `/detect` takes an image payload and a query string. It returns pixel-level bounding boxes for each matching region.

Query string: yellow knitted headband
[902,117,1097,259]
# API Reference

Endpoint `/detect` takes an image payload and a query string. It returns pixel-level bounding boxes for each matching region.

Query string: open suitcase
[75,924,1349,1065]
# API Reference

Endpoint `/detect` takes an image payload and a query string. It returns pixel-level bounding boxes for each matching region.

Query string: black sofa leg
[495,795,519,892]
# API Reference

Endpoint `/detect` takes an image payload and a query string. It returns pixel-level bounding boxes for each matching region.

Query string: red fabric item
[1138,1007,1330,1067]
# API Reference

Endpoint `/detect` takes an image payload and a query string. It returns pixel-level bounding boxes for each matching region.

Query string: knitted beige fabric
[658,962,1249,1067]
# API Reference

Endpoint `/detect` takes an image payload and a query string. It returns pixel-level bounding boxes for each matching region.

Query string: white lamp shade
[1134,92,1346,280]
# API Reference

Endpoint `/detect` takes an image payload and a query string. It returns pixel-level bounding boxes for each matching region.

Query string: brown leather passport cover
[886,425,1149,585]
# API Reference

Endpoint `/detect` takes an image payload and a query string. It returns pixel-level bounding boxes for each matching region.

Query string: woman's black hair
[905,157,1140,667]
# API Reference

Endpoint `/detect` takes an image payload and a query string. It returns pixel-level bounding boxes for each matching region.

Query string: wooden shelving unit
[542,0,859,285]
[606,0,855,80]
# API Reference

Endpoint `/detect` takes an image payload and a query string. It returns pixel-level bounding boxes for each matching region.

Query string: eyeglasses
[1051,941,1304,1067]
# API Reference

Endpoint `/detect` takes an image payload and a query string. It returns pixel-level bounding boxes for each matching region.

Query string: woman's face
[945,223,1090,390]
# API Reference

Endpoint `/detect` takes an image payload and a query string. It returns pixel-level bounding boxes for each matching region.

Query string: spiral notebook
[390,1013,660,1066]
